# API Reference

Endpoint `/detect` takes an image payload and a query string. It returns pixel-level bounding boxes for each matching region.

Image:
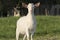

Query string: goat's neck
[26,9,35,21]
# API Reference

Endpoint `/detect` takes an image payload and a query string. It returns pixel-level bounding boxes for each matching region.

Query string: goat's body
[16,3,40,40]
[17,13,36,34]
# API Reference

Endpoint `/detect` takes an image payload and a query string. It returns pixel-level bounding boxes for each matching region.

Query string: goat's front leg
[26,30,29,40]
[16,29,20,40]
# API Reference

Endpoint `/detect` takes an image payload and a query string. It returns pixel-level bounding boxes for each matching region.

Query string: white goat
[16,2,40,40]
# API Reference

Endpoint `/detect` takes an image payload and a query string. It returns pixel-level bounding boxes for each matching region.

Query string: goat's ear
[34,2,40,7]
[22,3,28,8]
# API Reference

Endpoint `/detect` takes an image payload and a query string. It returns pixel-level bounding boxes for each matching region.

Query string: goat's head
[22,2,40,13]
[27,3,34,11]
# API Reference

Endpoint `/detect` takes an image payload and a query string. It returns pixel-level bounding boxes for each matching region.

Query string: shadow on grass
[34,31,48,36]
[34,30,60,37]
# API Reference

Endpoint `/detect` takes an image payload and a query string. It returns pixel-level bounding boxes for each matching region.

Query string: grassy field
[0,16,60,40]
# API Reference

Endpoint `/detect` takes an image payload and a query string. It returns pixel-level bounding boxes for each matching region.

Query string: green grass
[0,16,60,40]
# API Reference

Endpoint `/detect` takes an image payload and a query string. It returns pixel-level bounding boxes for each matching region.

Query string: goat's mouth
[30,9,33,11]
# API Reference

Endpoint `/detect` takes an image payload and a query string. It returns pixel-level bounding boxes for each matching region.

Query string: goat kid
[16,2,40,40]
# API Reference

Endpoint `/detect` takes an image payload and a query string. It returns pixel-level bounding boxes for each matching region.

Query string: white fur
[16,3,37,40]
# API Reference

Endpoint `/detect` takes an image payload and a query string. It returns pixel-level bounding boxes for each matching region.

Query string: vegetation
[0,16,60,40]
[0,0,60,17]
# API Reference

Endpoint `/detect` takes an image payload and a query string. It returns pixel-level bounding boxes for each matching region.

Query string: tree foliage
[0,0,60,17]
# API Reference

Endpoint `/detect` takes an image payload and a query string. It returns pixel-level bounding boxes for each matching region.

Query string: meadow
[0,16,60,40]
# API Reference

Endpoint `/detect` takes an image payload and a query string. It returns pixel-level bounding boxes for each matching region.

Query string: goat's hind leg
[23,34,26,40]
[31,31,35,40]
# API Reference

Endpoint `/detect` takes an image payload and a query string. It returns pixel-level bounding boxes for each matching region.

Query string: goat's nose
[30,9,33,12]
